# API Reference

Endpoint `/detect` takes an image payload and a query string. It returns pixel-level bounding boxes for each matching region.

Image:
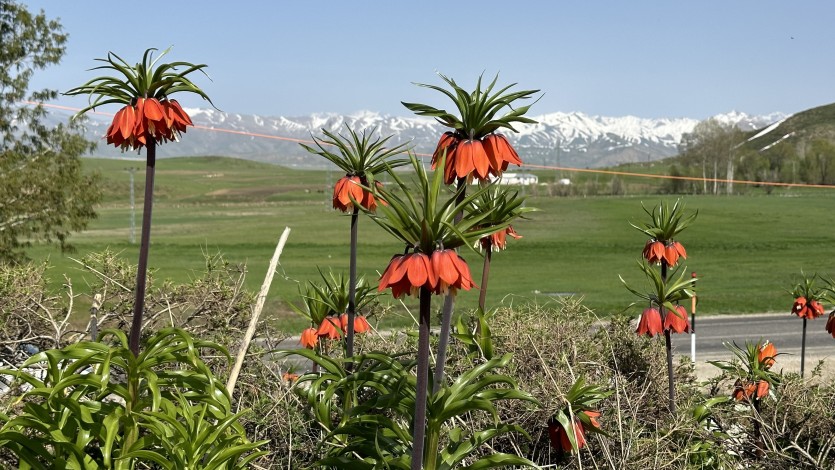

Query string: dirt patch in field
[205,186,308,198]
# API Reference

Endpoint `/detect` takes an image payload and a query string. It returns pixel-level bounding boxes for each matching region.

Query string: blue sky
[25,1,835,120]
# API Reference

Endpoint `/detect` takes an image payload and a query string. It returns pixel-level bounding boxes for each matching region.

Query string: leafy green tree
[800,138,835,185]
[0,1,101,263]
[736,148,768,186]
[760,140,797,184]
[678,118,743,194]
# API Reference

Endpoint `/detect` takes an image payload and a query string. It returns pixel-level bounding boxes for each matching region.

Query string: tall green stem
[346,207,359,361]
[424,421,441,470]
[433,178,466,393]
[661,260,676,413]
[478,239,492,313]
[411,286,432,470]
[129,139,156,356]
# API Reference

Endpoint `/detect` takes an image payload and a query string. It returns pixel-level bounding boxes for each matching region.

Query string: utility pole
[125,167,138,244]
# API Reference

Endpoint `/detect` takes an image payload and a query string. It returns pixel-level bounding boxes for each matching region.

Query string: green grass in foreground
[27,156,835,333]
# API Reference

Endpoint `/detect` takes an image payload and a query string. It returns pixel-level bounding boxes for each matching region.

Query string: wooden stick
[226,227,291,396]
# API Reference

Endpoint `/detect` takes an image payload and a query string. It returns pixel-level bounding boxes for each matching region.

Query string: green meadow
[27,156,835,333]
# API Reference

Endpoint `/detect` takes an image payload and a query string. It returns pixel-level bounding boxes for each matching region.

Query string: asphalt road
[670,312,835,369]
[275,313,835,376]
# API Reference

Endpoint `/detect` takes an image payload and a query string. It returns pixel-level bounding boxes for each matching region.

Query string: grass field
[26,156,835,333]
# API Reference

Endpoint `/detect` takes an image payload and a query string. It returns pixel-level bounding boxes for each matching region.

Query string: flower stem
[478,239,492,313]
[346,207,359,363]
[129,140,156,357]
[753,399,764,459]
[801,317,807,378]
[661,260,676,414]
[432,178,467,393]
[411,286,432,470]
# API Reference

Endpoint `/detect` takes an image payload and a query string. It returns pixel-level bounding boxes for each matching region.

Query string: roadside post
[691,272,697,362]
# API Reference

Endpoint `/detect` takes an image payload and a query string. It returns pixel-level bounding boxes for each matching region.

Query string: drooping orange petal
[664,244,680,267]
[354,315,371,334]
[468,139,490,180]
[390,253,412,284]
[451,254,476,290]
[583,410,601,429]
[432,250,459,286]
[755,380,769,398]
[673,241,687,259]
[378,255,405,291]
[498,133,522,165]
[406,253,430,287]
[810,300,825,318]
[317,317,342,339]
[432,132,458,170]
[117,106,136,140]
[143,97,165,121]
[455,140,477,180]
[482,134,502,174]
[758,342,777,368]
[792,296,807,315]
[664,305,690,334]
[169,99,193,126]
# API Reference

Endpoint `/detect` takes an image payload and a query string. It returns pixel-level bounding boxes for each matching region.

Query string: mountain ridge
[45,106,786,169]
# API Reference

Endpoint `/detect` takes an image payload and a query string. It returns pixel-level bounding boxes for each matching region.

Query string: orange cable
[522,163,835,189]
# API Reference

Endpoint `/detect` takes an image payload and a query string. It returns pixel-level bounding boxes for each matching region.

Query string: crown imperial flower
[65,47,212,151]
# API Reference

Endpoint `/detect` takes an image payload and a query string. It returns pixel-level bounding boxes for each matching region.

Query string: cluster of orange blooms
[106,98,193,150]
[332,176,385,212]
[732,342,776,401]
[479,226,522,251]
[547,410,601,453]
[432,132,522,184]
[636,305,691,337]
[791,296,825,320]
[299,313,371,349]
[642,239,687,266]
[377,250,476,298]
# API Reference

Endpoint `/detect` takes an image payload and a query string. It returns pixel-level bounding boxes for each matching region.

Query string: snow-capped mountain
[47,107,785,169]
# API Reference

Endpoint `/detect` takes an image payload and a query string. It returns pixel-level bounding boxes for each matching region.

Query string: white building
[472,172,539,186]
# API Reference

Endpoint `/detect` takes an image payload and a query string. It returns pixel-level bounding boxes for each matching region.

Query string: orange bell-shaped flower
[482,133,523,176]
[300,327,318,349]
[642,240,665,265]
[664,305,691,334]
[431,249,476,296]
[378,253,436,299]
[317,316,342,340]
[663,241,687,266]
[636,307,663,337]
[332,176,365,212]
[104,97,195,151]
[758,342,777,369]
[431,132,460,184]
[481,226,522,251]
[353,315,371,334]
[548,413,597,453]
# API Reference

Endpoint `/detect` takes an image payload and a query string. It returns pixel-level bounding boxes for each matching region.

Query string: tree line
[663,118,835,194]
